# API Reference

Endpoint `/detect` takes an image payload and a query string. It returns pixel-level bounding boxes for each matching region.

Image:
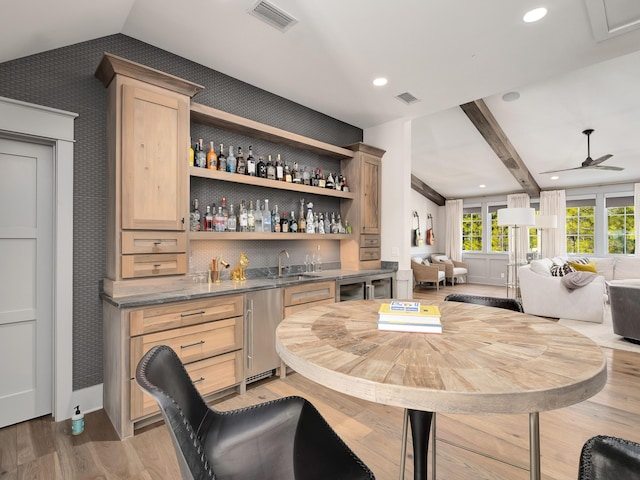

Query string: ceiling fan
[540,128,623,174]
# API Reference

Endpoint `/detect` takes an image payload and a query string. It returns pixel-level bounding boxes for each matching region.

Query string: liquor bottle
[215,206,225,232]
[239,200,248,232]
[217,143,227,172]
[311,168,319,187]
[289,211,297,233]
[256,155,267,178]
[226,145,237,173]
[254,199,263,233]
[204,205,214,232]
[336,174,344,191]
[284,162,292,182]
[221,197,229,231]
[227,203,237,232]
[246,146,256,176]
[298,199,306,233]
[280,211,289,233]
[195,139,206,168]
[318,212,325,234]
[236,146,246,174]
[318,168,326,188]
[302,165,311,185]
[247,200,255,232]
[275,154,284,181]
[342,176,349,192]
[266,154,276,180]
[189,137,195,167]
[190,199,201,232]
[207,141,217,169]
[306,202,315,234]
[262,199,272,232]
[326,171,335,189]
[273,206,281,233]
[292,162,301,183]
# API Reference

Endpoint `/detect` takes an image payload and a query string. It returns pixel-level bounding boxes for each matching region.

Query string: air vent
[249,0,298,32]
[395,92,421,105]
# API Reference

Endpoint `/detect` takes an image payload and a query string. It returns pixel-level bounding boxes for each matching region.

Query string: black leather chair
[443,293,524,312]
[578,435,640,479]
[136,345,375,480]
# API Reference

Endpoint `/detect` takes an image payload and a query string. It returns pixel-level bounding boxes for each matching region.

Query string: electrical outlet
[500,273,505,278]
[391,247,400,257]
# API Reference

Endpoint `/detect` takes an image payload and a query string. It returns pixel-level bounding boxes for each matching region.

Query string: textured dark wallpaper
[0,34,362,390]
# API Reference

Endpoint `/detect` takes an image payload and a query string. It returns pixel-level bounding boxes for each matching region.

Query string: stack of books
[377,301,442,333]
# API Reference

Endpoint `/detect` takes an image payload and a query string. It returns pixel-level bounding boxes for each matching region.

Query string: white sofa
[519,256,640,324]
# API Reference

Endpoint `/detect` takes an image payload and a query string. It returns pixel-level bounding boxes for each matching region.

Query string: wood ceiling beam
[460,99,540,197]
[411,174,446,206]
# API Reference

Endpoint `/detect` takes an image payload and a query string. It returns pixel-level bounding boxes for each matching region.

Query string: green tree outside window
[462,212,482,251]
[608,206,635,254]
[566,206,595,254]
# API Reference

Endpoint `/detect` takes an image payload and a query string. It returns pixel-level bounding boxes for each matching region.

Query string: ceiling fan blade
[593,165,624,171]
[539,166,584,174]
[590,154,613,166]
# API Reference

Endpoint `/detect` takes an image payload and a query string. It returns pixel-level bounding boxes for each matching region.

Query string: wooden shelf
[189,167,355,199]
[190,103,354,160]
[189,231,354,241]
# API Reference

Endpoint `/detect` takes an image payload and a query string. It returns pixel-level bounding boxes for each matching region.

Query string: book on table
[377,321,442,333]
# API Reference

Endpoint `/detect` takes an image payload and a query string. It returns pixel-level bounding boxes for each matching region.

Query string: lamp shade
[535,215,558,229]
[497,207,535,227]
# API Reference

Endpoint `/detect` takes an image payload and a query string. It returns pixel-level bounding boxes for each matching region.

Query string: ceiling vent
[249,0,298,32]
[395,92,421,105]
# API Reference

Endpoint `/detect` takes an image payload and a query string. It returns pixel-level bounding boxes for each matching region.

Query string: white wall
[364,118,413,299]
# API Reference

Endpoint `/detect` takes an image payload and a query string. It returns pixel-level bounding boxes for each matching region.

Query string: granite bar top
[102,266,397,309]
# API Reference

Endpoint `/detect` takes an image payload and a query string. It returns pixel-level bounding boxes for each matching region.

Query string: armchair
[411,258,446,290]
[578,435,640,479]
[430,254,468,286]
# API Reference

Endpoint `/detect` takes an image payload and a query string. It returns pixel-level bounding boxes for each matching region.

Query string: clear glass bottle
[195,138,206,168]
[324,212,331,234]
[318,212,325,234]
[239,200,248,232]
[216,207,226,232]
[292,162,301,183]
[273,206,281,233]
[217,143,227,172]
[262,199,272,232]
[207,141,217,169]
[204,205,214,232]
[227,203,237,232]
[246,146,256,176]
[226,145,237,173]
[236,146,246,174]
[190,199,201,232]
[275,154,284,181]
[302,165,311,185]
[326,171,335,189]
[290,211,297,233]
[306,202,315,234]
[220,197,229,231]
[256,155,266,178]
[254,199,263,233]
[247,200,255,232]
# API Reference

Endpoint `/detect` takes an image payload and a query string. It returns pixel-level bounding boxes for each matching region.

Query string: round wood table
[275,299,607,480]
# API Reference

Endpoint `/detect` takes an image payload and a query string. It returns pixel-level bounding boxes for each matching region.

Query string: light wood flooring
[2,283,639,479]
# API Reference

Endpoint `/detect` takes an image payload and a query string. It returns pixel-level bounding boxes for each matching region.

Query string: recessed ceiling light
[550,175,559,180]
[373,77,388,87]
[523,7,547,23]
[479,184,486,188]
[502,91,520,102]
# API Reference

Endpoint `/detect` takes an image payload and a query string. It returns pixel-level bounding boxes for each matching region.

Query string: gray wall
[0,34,362,390]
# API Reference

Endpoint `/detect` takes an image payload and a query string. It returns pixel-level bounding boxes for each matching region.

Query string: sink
[265,273,320,281]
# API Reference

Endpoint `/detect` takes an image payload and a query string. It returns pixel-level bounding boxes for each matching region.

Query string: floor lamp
[498,208,535,300]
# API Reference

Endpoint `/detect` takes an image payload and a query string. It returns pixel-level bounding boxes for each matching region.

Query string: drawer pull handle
[181,310,205,318]
[192,376,205,384]
[153,264,161,268]
[180,340,205,349]
[153,241,162,246]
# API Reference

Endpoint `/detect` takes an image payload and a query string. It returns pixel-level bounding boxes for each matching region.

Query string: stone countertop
[101,267,397,309]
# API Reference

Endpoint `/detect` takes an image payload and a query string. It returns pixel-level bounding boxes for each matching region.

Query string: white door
[0,137,53,428]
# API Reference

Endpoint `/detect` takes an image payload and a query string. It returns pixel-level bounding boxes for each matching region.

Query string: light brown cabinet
[283,281,335,317]
[95,53,203,295]
[103,294,244,439]
[340,143,385,269]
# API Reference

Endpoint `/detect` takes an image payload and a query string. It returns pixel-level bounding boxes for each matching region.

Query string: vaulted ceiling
[3,0,640,199]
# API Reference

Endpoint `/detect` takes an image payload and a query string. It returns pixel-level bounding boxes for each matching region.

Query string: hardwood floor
[2,284,639,479]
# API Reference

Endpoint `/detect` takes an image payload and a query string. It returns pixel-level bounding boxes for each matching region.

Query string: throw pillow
[530,258,553,277]
[432,255,449,263]
[412,256,423,264]
[571,257,591,265]
[561,271,597,290]
[550,263,576,277]
[568,260,598,273]
[422,259,431,266]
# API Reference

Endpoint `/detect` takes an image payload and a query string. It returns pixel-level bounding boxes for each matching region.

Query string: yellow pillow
[568,261,598,273]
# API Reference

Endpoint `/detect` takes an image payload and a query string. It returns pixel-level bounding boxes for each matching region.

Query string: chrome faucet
[278,249,290,277]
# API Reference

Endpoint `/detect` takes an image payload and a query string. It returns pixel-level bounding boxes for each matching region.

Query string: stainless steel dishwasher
[245,288,283,383]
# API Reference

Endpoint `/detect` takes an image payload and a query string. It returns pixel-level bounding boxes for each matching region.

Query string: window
[566,200,595,254]
[489,206,508,252]
[607,196,635,255]
[462,207,482,251]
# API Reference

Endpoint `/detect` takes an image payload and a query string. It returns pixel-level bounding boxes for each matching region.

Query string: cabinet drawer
[130,350,242,419]
[284,297,335,317]
[121,253,187,278]
[283,281,335,307]
[122,231,186,254]
[360,235,380,248]
[360,247,381,261]
[130,318,243,378]
[130,295,243,336]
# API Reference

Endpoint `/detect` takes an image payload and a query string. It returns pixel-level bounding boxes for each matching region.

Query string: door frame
[0,96,77,421]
